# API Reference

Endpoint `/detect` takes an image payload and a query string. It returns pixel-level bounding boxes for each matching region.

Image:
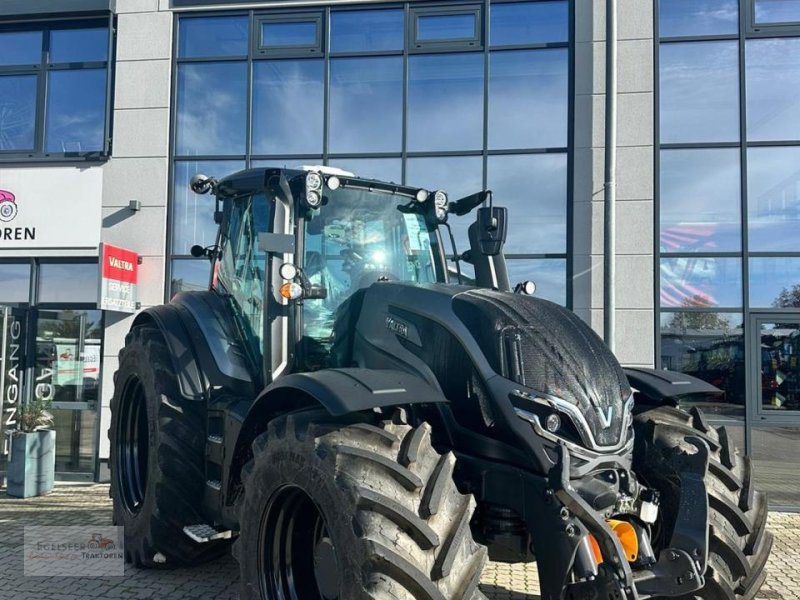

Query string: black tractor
[110,167,771,600]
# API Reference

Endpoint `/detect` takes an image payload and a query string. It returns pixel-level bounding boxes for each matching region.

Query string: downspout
[603,0,618,352]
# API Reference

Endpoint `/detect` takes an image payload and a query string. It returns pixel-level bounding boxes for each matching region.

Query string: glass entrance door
[749,314,800,509]
[34,309,102,478]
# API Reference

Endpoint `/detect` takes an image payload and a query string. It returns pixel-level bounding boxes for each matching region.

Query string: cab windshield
[302,186,440,360]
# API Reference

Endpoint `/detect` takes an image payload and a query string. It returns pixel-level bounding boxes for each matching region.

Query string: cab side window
[216,193,271,357]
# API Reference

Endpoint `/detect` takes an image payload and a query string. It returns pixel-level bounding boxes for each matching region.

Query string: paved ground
[0,484,796,599]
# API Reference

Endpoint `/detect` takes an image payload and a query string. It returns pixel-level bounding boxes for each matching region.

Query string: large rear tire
[234,410,488,600]
[109,324,228,567]
[633,406,773,600]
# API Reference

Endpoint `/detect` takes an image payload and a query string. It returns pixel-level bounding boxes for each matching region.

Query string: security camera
[189,173,214,195]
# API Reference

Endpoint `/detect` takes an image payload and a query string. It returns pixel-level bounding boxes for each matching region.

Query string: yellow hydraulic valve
[587,519,639,564]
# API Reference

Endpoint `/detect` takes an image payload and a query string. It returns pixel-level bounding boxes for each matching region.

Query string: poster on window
[53,344,101,387]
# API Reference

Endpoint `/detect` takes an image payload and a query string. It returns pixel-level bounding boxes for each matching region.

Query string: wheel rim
[116,377,149,514]
[258,486,340,600]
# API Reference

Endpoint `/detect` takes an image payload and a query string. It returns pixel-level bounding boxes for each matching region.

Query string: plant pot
[6,430,56,498]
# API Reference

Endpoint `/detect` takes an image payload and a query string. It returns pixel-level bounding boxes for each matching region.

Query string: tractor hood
[339,282,632,452]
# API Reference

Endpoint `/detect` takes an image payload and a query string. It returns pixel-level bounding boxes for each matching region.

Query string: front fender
[624,367,723,407]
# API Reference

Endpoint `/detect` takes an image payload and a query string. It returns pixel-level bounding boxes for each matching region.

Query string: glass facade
[658,0,800,507]
[169,2,572,304]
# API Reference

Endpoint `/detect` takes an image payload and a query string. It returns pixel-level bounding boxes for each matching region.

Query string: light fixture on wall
[128,200,141,212]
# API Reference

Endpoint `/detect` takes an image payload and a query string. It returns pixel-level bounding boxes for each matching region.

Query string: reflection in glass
[253,60,323,156]
[0,75,37,150]
[172,160,245,254]
[747,147,800,251]
[506,259,566,305]
[417,14,476,41]
[759,322,800,411]
[251,158,317,169]
[408,54,484,151]
[487,153,567,254]
[660,257,742,308]
[262,21,318,47]
[178,16,249,58]
[0,31,42,65]
[330,9,404,53]
[749,257,800,308]
[45,70,106,153]
[171,260,210,298]
[176,62,247,156]
[328,158,402,183]
[659,0,738,37]
[329,57,402,153]
[489,49,567,149]
[660,311,745,407]
[0,263,31,303]
[660,148,741,252]
[752,427,800,507]
[746,39,800,142]
[406,156,483,252]
[490,1,568,45]
[755,0,800,24]
[50,28,108,63]
[660,41,739,144]
[38,263,99,304]
[53,409,97,473]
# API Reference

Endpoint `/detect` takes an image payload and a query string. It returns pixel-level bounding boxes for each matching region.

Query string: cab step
[182,524,233,544]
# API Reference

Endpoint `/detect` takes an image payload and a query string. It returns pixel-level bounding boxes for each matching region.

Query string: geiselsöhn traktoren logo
[0,190,17,222]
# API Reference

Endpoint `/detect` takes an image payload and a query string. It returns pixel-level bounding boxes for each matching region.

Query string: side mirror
[189,173,215,195]
[475,206,507,256]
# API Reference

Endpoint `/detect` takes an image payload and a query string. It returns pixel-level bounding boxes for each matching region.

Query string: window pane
[660,257,742,308]
[746,39,800,142]
[747,147,800,252]
[38,263,98,303]
[171,260,210,298]
[251,158,317,169]
[660,41,739,144]
[755,0,800,24]
[660,312,745,406]
[330,9,404,53]
[172,160,245,254]
[262,21,317,47]
[45,69,106,153]
[758,323,800,412]
[178,16,249,58]
[490,1,568,45]
[507,259,567,305]
[50,28,108,63]
[176,62,247,156]
[0,31,42,65]
[752,427,800,507]
[659,0,738,37]
[487,153,567,254]
[408,54,484,152]
[406,156,483,252]
[328,158,402,183]
[660,148,741,252]
[253,60,323,156]
[329,57,402,153]
[0,263,30,303]
[750,257,800,307]
[489,49,567,149]
[417,14,477,41]
[0,74,37,151]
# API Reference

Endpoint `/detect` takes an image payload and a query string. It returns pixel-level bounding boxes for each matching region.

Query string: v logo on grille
[596,405,614,429]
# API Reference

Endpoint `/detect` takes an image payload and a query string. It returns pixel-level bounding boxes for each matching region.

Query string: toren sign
[98,244,140,314]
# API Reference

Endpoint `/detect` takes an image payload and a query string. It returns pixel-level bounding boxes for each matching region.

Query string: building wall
[572,0,655,367]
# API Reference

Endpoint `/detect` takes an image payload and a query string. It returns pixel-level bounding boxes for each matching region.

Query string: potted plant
[6,397,56,498]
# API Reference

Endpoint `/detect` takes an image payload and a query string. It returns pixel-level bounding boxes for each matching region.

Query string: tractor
[110,166,771,600]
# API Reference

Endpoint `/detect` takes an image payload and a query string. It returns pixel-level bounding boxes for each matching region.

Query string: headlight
[306,172,322,192]
[435,206,448,222]
[327,175,341,190]
[306,191,321,208]
[415,189,429,203]
[434,190,448,208]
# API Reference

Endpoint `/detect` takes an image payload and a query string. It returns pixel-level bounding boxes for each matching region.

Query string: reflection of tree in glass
[665,295,731,331]
[0,97,34,150]
[772,284,800,308]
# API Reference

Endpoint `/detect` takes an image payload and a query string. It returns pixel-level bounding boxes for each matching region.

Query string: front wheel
[234,411,488,600]
[633,406,773,600]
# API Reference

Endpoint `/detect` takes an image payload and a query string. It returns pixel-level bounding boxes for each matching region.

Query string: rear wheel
[109,324,228,567]
[633,406,773,600]
[234,410,488,600]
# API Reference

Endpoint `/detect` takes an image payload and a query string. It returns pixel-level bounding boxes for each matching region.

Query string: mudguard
[131,291,255,401]
[624,367,723,406]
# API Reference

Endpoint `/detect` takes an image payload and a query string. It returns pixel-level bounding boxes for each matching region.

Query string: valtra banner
[98,244,139,313]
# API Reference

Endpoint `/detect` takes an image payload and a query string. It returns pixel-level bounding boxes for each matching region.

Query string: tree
[772,284,800,308]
